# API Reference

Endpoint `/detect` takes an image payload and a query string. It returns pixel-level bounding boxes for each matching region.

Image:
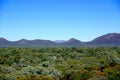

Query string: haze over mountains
[0,33,120,47]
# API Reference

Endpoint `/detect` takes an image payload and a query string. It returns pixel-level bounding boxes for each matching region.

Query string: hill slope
[90,33,120,46]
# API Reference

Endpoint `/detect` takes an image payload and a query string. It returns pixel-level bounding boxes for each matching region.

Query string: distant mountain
[66,38,81,44]
[90,33,120,46]
[62,38,82,46]
[14,39,29,46]
[0,38,12,46]
[54,40,66,43]
[28,39,56,46]
[0,33,120,47]
[14,39,56,47]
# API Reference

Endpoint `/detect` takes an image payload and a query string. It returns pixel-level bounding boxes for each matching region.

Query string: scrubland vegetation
[0,47,120,80]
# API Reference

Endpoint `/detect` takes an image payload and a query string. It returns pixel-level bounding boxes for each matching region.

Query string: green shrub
[107,71,120,80]
[22,65,34,75]
[107,51,120,66]
[91,75,107,80]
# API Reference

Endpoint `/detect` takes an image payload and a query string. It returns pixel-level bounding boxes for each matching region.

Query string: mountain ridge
[0,33,120,47]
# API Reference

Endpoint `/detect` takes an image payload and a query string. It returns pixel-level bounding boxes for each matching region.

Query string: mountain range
[0,33,120,47]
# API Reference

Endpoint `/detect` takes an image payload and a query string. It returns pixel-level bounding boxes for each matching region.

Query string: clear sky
[0,0,120,41]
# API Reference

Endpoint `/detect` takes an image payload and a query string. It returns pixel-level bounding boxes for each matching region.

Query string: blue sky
[0,0,120,41]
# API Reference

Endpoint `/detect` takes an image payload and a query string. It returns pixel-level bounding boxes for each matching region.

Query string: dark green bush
[107,71,120,80]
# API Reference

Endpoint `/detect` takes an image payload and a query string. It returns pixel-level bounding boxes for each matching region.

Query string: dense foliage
[0,47,120,80]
